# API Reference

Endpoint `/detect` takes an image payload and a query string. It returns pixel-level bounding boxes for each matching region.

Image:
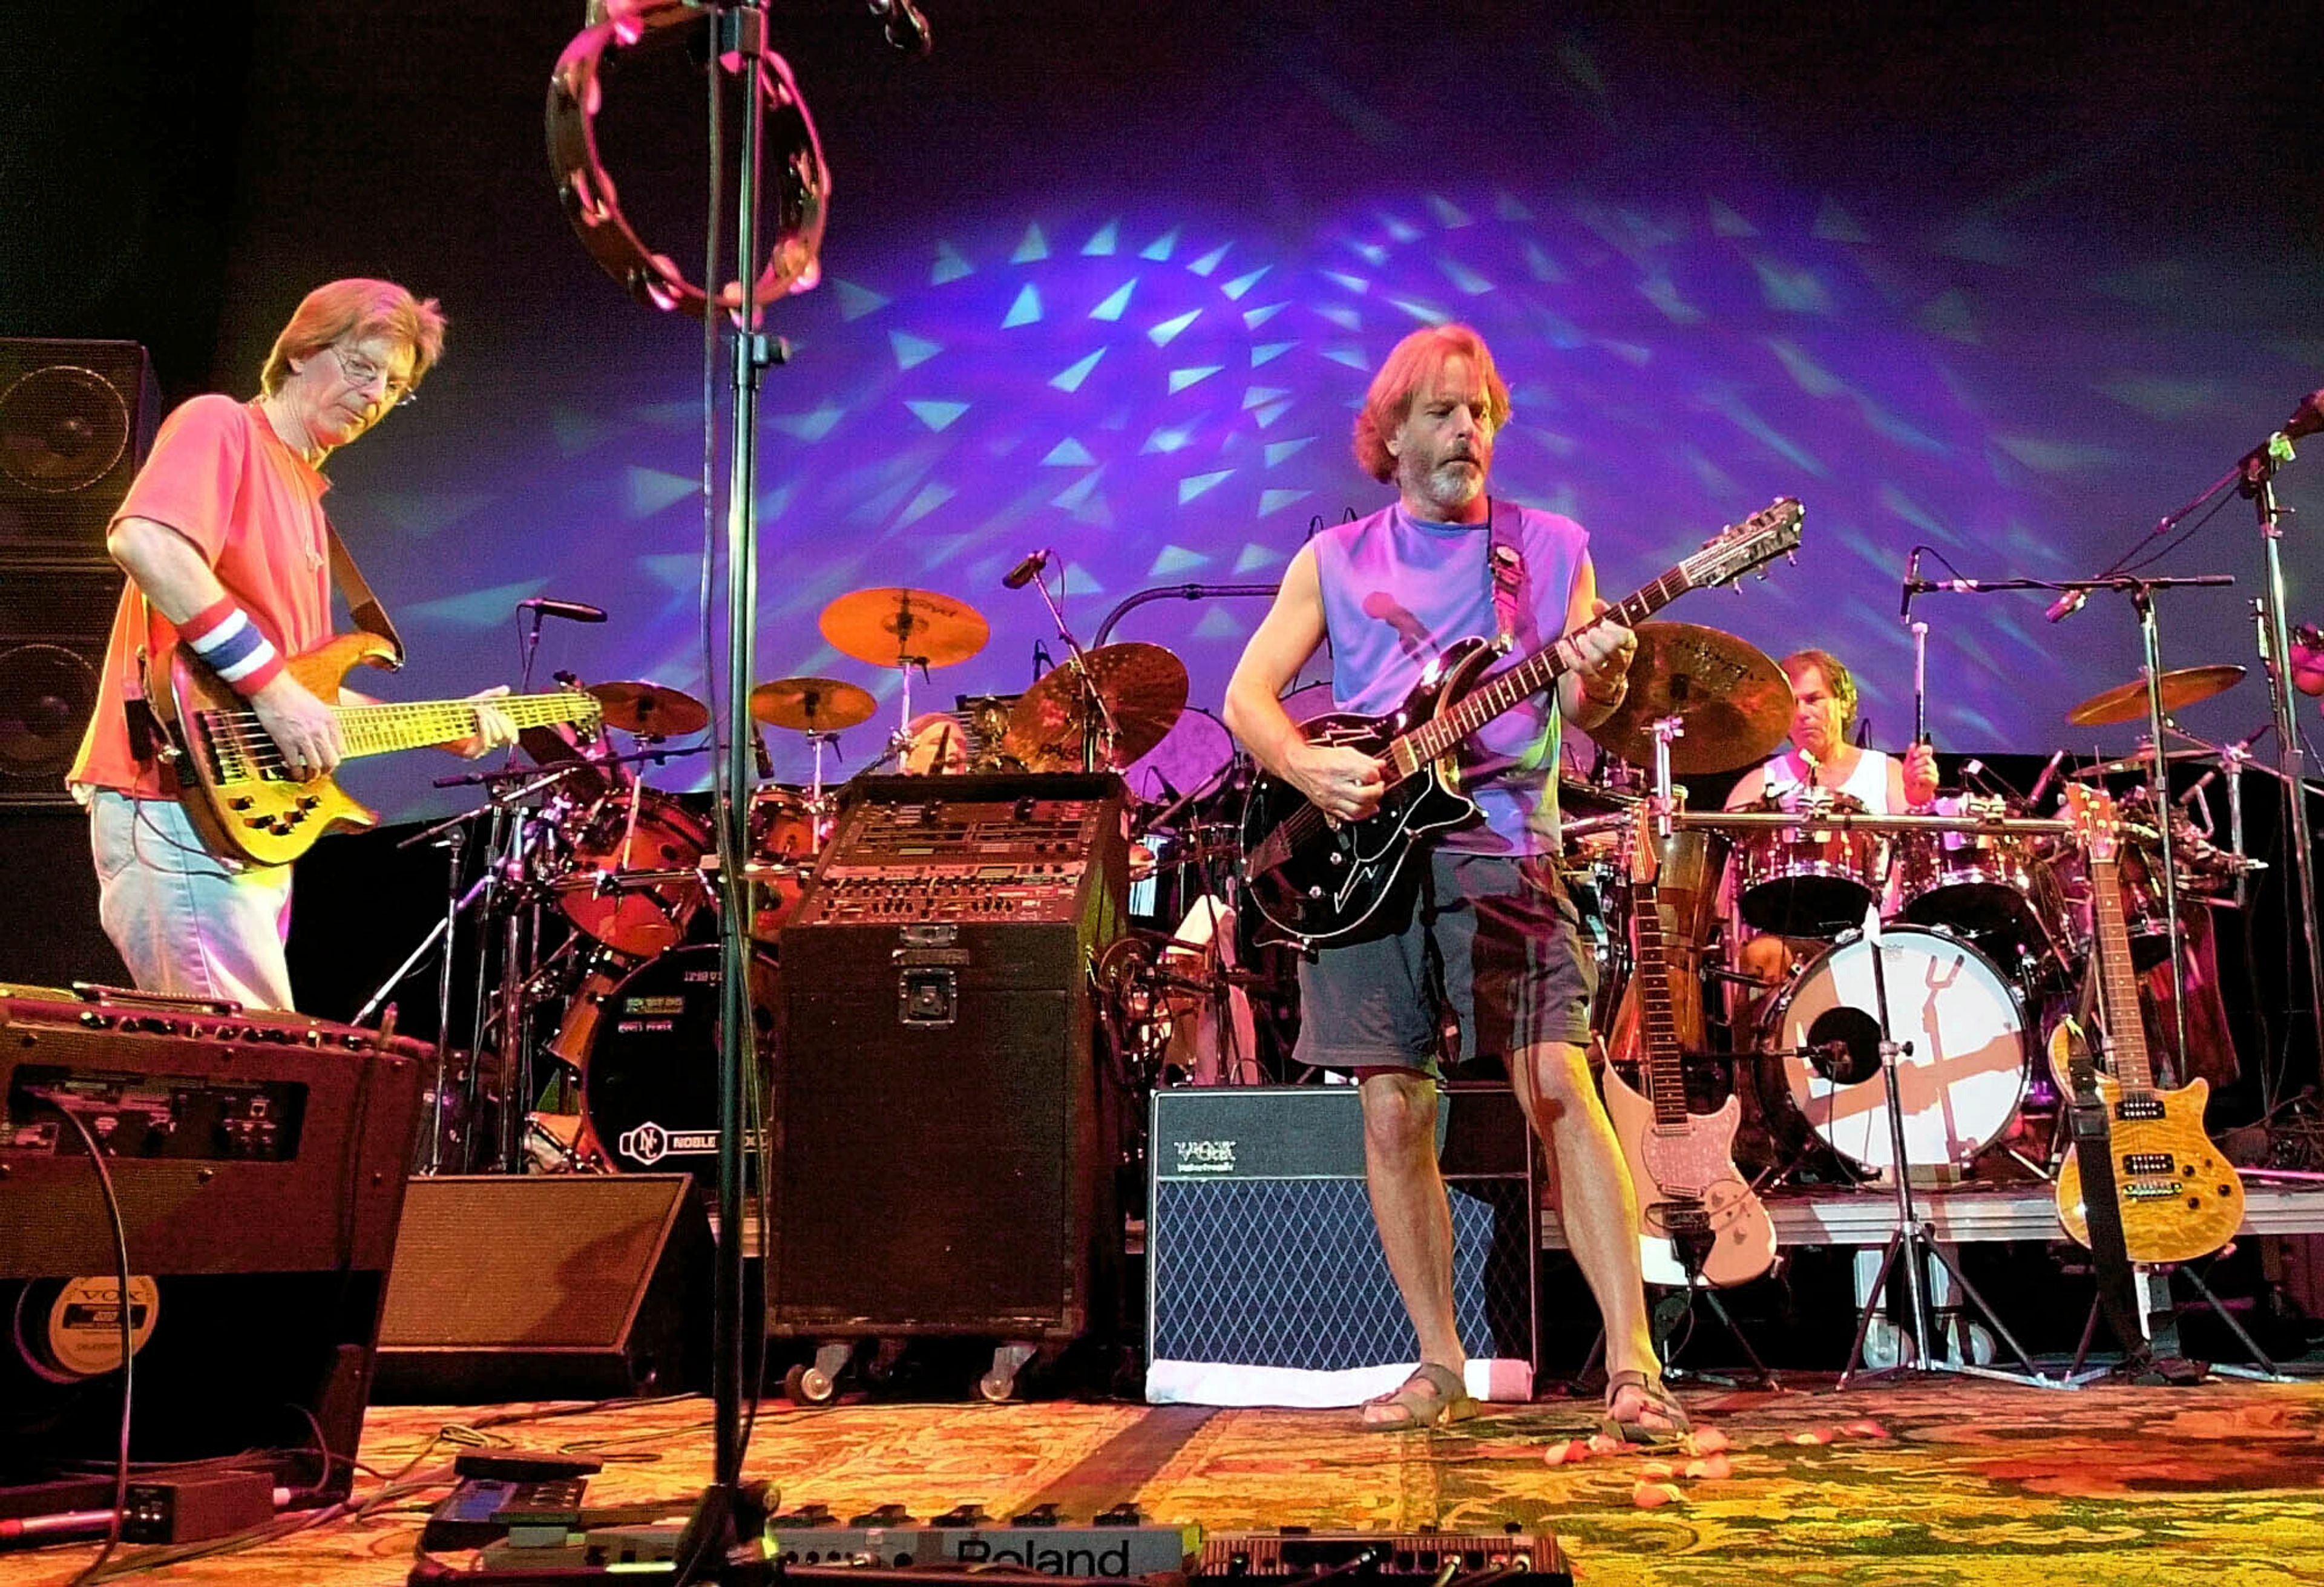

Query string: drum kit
[396,579,1257,1176]
[1569,623,2262,1188]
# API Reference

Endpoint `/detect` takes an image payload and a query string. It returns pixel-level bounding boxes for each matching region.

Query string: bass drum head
[1763,925,2026,1173]
[578,946,780,1179]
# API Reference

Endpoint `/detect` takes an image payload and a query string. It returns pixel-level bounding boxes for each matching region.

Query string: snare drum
[558,788,711,957]
[1761,924,2027,1173]
[1892,793,2064,967]
[1734,793,1888,937]
[574,945,780,1180]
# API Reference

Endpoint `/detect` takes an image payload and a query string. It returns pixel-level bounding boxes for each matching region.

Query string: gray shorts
[1293,846,1596,1073]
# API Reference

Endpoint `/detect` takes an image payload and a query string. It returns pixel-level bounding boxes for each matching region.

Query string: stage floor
[10,1375,2324,1586]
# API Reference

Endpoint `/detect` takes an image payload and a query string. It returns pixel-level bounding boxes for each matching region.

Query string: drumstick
[1911,620,1929,746]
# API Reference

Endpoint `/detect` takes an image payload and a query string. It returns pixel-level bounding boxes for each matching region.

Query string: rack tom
[1733,793,1888,937]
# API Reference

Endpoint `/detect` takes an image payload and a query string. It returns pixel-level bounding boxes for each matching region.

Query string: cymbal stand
[1019,555,1121,771]
[1837,903,2067,1389]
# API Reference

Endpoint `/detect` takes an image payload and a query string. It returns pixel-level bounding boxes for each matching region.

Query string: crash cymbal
[2066,664,2247,727]
[749,676,876,733]
[2069,743,2222,780]
[587,679,711,738]
[1003,643,1190,773]
[818,587,990,669]
[1588,621,1792,775]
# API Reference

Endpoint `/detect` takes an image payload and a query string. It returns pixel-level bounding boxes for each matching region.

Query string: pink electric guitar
[1600,806,1777,1289]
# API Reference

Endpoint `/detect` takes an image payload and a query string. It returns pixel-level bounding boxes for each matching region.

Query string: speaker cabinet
[0,339,160,557]
[0,558,125,803]
[0,984,426,1501]
[771,922,1120,1340]
[1145,1084,1538,1406]
[373,1174,712,1403]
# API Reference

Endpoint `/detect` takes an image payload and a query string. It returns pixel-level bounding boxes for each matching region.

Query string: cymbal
[1589,622,1792,775]
[1003,643,1190,773]
[2069,743,2222,780]
[2066,664,2247,727]
[587,679,711,738]
[750,676,876,733]
[819,587,990,669]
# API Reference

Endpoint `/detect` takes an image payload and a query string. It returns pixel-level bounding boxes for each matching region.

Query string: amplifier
[1146,1084,1538,1407]
[792,771,1129,927]
[0,981,426,1500]
[771,773,1130,1340]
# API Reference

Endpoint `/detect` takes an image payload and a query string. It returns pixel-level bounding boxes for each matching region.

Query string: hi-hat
[1588,622,1792,774]
[2066,664,2246,727]
[750,676,876,733]
[819,587,990,669]
[1003,643,1190,772]
[586,680,710,737]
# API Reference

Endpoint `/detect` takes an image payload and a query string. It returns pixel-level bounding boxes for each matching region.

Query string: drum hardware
[1832,907,2066,1390]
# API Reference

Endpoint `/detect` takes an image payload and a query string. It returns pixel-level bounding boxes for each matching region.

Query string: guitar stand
[2066,1258,2301,1383]
[1836,909,2073,1391]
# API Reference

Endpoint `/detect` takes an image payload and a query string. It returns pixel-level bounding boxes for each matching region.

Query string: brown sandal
[1602,1369,1692,1445]
[1359,1362,1480,1432]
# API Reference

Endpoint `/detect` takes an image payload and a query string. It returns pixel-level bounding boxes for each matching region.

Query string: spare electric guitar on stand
[2052,785,2246,1265]
[149,630,605,866]
[1600,805,1777,1289]
[1240,499,1803,948]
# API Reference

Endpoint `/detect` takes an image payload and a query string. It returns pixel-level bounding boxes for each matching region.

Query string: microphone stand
[2239,438,2324,1080]
[1906,571,2234,1075]
[1023,560,1121,771]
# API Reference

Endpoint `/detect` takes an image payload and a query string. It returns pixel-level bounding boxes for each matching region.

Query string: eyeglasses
[330,344,417,409]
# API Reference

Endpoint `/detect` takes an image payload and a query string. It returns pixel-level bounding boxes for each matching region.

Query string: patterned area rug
[10,1378,2324,1586]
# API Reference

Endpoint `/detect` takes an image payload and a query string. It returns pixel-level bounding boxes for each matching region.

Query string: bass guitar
[2052,784,2245,1265]
[1600,805,1777,1289]
[1240,499,1802,948]
[151,630,604,866]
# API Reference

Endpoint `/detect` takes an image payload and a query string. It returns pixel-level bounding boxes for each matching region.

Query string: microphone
[2026,748,2067,808]
[867,0,931,55]
[1899,548,1921,624]
[2284,388,2324,441]
[1002,548,1051,590]
[2044,588,2089,624]
[517,597,608,623]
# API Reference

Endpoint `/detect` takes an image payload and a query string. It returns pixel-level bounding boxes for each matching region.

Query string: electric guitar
[2052,785,2245,1264]
[1600,805,1777,1288]
[1239,499,1803,947]
[151,630,604,866]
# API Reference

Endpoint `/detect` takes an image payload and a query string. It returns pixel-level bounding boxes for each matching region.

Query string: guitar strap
[1485,497,1525,651]
[325,521,406,668]
[2066,1023,2151,1367]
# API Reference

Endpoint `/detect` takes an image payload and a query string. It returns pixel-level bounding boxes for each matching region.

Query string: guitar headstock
[2063,781,2122,864]
[1681,497,1804,594]
[1623,801,1659,887]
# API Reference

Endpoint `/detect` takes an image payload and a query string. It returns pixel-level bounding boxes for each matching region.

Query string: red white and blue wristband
[180,597,284,696]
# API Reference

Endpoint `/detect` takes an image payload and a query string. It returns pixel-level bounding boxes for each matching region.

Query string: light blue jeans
[87,788,296,1010]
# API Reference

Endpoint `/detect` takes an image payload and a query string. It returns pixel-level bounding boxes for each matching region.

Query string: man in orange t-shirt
[68,278,514,1009]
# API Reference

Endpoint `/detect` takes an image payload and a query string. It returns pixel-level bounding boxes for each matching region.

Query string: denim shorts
[1293,846,1596,1073]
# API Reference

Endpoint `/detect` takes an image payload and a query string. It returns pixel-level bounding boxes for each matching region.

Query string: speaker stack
[0,339,159,807]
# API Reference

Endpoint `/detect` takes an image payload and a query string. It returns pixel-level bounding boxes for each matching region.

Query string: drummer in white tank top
[1722,649,1938,1002]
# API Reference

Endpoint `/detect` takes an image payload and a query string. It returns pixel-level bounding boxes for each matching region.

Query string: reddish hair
[1782,649,1859,731]
[260,278,448,396]
[1351,324,1512,483]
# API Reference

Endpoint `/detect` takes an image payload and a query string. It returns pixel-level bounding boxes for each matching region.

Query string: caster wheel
[784,1362,838,1405]
[976,1367,1017,1403]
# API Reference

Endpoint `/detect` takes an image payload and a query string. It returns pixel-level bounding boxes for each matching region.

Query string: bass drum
[1761,925,2026,1174]
[576,946,780,1179]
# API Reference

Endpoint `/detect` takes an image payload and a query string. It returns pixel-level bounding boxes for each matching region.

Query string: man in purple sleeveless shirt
[1226,325,1686,1438]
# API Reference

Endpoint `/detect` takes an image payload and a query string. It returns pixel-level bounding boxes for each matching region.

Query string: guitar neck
[2088,857,2156,1094]
[1630,881,1692,1128]
[1391,572,1689,773]
[332,693,599,761]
